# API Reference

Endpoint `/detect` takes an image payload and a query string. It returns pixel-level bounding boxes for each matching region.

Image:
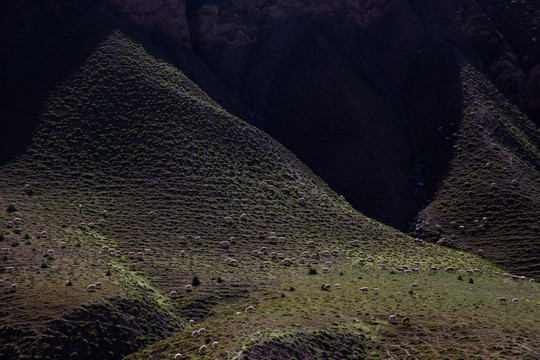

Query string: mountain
[0,1,539,359]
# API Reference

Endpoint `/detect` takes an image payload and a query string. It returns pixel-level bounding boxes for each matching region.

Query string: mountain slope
[1,4,539,360]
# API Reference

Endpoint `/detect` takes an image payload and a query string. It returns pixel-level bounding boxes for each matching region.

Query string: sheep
[331,250,339,256]
[512,298,519,303]
[144,248,152,254]
[270,252,277,259]
[191,330,199,337]
[492,271,500,276]
[268,231,277,237]
[282,258,291,265]
[60,242,67,248]
[136,252,144,259]
[220,241,230,248]
[175,354,182,359]
[170,291,178,298]
[360,287,369,293]
[412,268,420,273]
[189,319,195,325]
[180,250,186,256]
[6,266,15,272]
[224,216,233,224]
[212,341,218,349]
[410,283,419,288]
[47,249,55,255]
[252,250,261,257]
[381,259,389,264]
[496,297,507,303]
[98,219,106,225]
[87,284,96,292]
[366,256,374,262]
[245,305,255,313]
[95,282,102,289]
[322,284,332,291]
[129,263,137,269]
[240,213,247,220]
[88,222,95,228]
[185,285,193,292]
[259,247,268,254]
[351,240,360,247]
[198,328,206,334]
[148,210,155,216]
[10,283,17,293]
[307,241,315,247]
[79,222,86,229]
[298,258,306,264]
[311,253,320,259]
[372,288,379,292]
[13,218,21,224]
[198,345,207,354]
[324,261,332,267]
[128,251,135,259]
[40,231,48,237]
[78,204,83,213]
[321,267,329,273]
[334,283,341,289]
[402,316,411,325]
[388,315,398,324]
[6,221,14,228]
[1,248,10,254]
[0,279,3,286]
[430,266,438,272]
[289,257,297,264]
[358,258,365,263]
[277,236,285,243]
[102,245,110,251]
[445,267,455,273]
[321,250,331,257]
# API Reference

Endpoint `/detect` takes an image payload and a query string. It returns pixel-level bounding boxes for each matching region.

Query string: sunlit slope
[413,60,540,277]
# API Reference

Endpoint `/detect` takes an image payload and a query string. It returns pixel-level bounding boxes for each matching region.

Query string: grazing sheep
[351,240,360,247]
[198,345,207,354]
[402,316,411,325]
[410,283,419,288]
[79,222,86,229]
[430,266,438,272]
[366,256,374,262]
[358,258,365,263]
[270,252,277,259]
[298,258,306,264]
[10,283,17,293]
[289,257,297,264]
[220,241,230,248]
[323,284,332,291]
[259,247,267,254]
[492,271,500,276]
[277,236,285,243]
[192,330,199,337]
[324,261,332,267]
[252,250,261,257]
[136,252,144,259]
[0,279,3,286]
[88,222,95,228]
[78,204,83,213]
[360,287,369,293]
[512,298,519,303]
[372,288,379,292]
[6,266,15,272]
[496,297,507,304]
[87,284,96,292]
[321,250,331,257]
[224,216,233,223]
[60,242,67,248]
[47,249,55,255]
[212,341,218,349]
[180,250,186,256]
[148,210,155,216]
[477,249,483,256]
[388,315,398,324]
[240,213,247,220]
[412,268,420,273]
[334,283,341,289]
[321,267,329,273]
[13,218,21,224]
[245,305,255,313]
[185,285,193,292]
[198,328,206,334]
[268,231,277,237]
[6,221,14,228]
[95,282,102,289]
[445,267,455,273]
[307,241,315,247]
[331,250,339,256]
[170,291,178,298]
[102,245,110,251]
[1,248,10,254]
[40,231,48,237]
[190,319,195,325]
[311,253,319,259]
[129,263,136,269]
[282,258,291,265]
[128,251,135,259]
[175,354,182,359]
[145,248,152,254]
[98,219,106,225]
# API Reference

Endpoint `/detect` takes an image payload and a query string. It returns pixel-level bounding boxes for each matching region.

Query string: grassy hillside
[0,4,539,360]
[410,44,540,277]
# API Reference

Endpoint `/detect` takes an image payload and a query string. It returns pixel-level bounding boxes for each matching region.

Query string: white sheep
[240,213,247,220]
[79,222,86,229]
[334,283,341,289]
[198,345,206,354]
[430,266,438,272]
[174,353,182,359]
[410,283,418,288]
[1,248,10,254]
[307,241,315,247]
[191,330,199,337]
[180,250,186,256]
[6,266,14,272]
[245,305,255,313]
[323,284,332,291]
[321,250,331,257]
[170,291,178,298]
[372,288,379,292]
[388,315,398,324]
[185,285,193,292]
[87,284,96,292]
[47,249,55,255]
[445,267,455,273]
[148,210,155,216]
[331,250,339,256]
[212,341,218,349]
[0,279,3,286]
[144,248,152,254]
[351,240,360,247]
[402,316,411,325]
[60,242,67,248]
[10,283,17,292]
[95,282,102,289]
[321,267,329,273]
[98,219,106,225]
[198,328,205,333]
[512,298,519,303]
[220,241,230,248]
[360,287,369,293]
[496,297,507,303]
[189,319,195,325]
[366,256,374,262]
[13,218,21,224]
[40,231,48,237]
[6,221,14,228]
[88,222,94,228]
[224,216,233,223]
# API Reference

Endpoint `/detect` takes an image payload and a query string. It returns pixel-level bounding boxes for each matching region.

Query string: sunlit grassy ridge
[414,63,540,276]
[0,7,539,360]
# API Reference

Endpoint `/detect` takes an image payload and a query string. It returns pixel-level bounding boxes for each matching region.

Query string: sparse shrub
[468,278,474,284]
[308,267,318,275]
[289,286,296,291]
[7,203,17,212]
[41,263,48,269]
[24,233,30,240]
[217,276,224,283]
[281,293,286,298]
[11,241,19,247]
[458,275,463,281]
[408,289,414,295]
[0,232,4,242]
[192,275,201,287]
[106,270,112,276]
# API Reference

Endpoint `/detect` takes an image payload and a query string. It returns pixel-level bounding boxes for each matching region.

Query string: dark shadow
[0,1,117,165]
[401,41,465,220]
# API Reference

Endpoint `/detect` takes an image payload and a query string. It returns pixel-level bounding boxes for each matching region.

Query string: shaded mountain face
[1,1,540,273]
